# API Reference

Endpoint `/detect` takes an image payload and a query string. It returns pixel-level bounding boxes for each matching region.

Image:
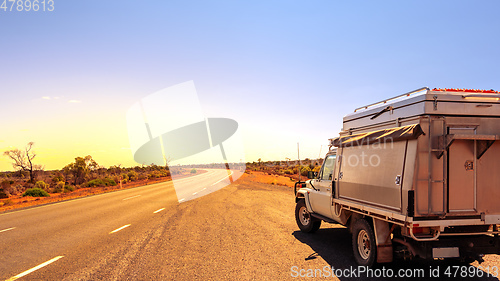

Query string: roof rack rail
[354,87,430,112]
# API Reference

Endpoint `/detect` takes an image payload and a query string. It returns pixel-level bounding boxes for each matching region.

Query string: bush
[56,181,65,189]
[5,184,23,196]
[0,189,8,199]
[84,178,116,187]
[148,171,161,179]
[127,171,137,181]
[51,181,66,193]
[300,166,311,177]
[1,180,14,188]
[121,174,129,181]
[190,168,197,174]
[65,185,75,192]
[106,178,117,186]
[22,188,50,197]
[35,181,49,190]
[52,176,64,183]
[84,179,106,187]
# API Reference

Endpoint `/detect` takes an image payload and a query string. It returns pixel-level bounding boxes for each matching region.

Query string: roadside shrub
[0,189,8,199]
[56,181,65,189]
[84,179,106,187]
[52,175,64,183]
[51,181,66,193]
[284,169,293,175]
[300,166,311,177]
[148,171,161,179]
[84,178,117,187]
[22,188,50,197]
[65,185,75,192]
[5,184,23,196]
[121,174,129,181]
[35,181,49,190]
[1,180,14,188]
[190,168,197,174]
[106,178,117,186]
[127,171,138,181]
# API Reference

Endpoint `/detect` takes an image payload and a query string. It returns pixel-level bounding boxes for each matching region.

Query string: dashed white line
[123,195,141,201]
[0,227,15,233]
[153,208,165,214]
[6,256,64,281]
[192,191,198,195]
[109,224,131,234]
[179,198,186,203]
[201,187,206,191]
[211,171,234,186]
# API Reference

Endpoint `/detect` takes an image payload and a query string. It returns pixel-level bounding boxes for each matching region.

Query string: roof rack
[354,87,429,112]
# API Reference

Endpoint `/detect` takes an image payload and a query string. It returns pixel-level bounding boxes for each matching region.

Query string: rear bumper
[403,234,500,260]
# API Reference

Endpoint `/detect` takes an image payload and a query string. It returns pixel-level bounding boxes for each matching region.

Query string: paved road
[0,169,238,280]
[0,170,498,280]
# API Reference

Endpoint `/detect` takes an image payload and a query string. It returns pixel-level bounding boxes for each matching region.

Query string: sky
[1,0,499,171]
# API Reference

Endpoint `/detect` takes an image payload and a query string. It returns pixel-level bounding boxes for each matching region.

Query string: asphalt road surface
[0,170,498,280]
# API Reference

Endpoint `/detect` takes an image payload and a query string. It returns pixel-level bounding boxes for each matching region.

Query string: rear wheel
[295,199,321,233]
[352,219,377,267]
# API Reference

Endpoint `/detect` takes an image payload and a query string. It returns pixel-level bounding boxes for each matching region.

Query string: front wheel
[295,199,321,233]
[352,219,377,267]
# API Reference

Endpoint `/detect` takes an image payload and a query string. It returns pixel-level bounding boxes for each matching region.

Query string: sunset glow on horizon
[2,1,500,171]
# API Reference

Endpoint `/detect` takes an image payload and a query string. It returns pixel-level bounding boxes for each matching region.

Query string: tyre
[295,199,321,233]
[352,219,377,267]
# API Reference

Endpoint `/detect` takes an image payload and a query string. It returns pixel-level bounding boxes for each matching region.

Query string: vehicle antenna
[297,142,301,182]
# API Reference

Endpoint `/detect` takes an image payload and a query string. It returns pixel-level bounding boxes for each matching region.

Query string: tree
[3,142,38,183]
[64,155,99,185]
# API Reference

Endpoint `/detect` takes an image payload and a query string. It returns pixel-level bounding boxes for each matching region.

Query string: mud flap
[373,218,393,263]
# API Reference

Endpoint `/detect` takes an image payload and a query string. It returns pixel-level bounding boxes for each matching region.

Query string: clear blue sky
[1,0,499,170]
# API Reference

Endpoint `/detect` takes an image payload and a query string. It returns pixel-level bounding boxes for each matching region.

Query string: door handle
[395,175,401,185]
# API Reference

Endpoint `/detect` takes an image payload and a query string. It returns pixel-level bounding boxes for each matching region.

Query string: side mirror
[307,171,317,179]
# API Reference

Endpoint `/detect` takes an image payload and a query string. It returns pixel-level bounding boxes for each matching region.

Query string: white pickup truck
[295,87,500,267]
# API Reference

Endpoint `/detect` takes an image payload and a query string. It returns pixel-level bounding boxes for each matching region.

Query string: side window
[320,155,336,180]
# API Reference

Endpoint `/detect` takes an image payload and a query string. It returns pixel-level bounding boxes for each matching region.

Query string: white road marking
[201,187,206,191]
[0,194,95,217]
[0,227,15,233]
[211,171,234,186]
[6,256,64,281]
[109,224,131,234]
[192,191,198,195]
[0,169,225,217]
[153,208,165,214]
[123,195,141,201]
[178,198,186,203]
